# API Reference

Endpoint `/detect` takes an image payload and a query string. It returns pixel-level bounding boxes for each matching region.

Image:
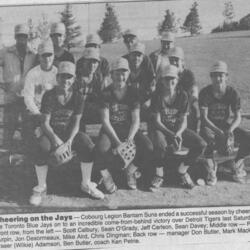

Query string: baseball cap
[83,47,100,61]
[50,22,66,35]
[160,65,178,78]
[168,47,184,60]
[130,42,145,54]
[111,58,130,72]
[15,24,29,36]
[123,29,138,38]
[161,32,175,42]
[58,61,76,76]
[210,61,228,73]
[86,34,102,45]
[38,39,54,55]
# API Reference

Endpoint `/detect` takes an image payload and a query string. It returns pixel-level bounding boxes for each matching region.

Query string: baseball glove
[114,141,136,169]
[48,142,75,168]
[216,132,235,156]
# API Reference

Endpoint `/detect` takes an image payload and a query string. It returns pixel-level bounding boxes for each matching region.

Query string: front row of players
[29,57,250,206]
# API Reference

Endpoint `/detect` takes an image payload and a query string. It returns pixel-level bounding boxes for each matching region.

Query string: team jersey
[199,85,241,126]
[53,50,75,67]
[23,65,58,115]
[123,54,155,103]
[41,88,84,135]
[100,85,140,127]
[151,89,189,130]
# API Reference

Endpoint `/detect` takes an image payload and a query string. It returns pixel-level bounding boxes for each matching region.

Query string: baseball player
[75,47,103,130]
[0,24,37,150]
[199,61,250,185]
[23,39,57,156]
[149,32,175,81]
[94,58,153,192]
[76,34,109,88]
[149,65,207,189]
[122,29,139,52]
[125,42,156,121]
[50,22,75,67]
[168,47,200,132]
[29,61,104,206]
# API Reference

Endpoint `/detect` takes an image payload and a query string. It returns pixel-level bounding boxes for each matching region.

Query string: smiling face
[160,76,178,96]
[57,73,75,92]
[39,53,54,71]
[111,68,129,88]
[129,51,144,69]
[50,33,65,48]
[210,71,228,94]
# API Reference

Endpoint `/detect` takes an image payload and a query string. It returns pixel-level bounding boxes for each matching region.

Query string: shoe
[81,182,105,199]
[205,160,218,186]
[101,170,117,194]
[29,185,47,206]
[126,167,141,190]
[180,172,195,189]
[151,175,164,189]
[231,159,247,184]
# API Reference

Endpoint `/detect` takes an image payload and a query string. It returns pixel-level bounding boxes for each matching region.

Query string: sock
[35,165,48,189]
[80,162,93,186]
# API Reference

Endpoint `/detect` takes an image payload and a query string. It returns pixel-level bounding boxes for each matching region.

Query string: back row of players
[2,23,250,206]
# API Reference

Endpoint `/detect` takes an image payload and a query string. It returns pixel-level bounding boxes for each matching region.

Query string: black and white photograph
[0,0,250,249]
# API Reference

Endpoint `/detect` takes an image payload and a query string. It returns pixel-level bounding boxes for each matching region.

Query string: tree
[98,3,121,43]
[223,1,235,24]
[158,9,178,35]
[183,2,202,35]
[60,3,82,50]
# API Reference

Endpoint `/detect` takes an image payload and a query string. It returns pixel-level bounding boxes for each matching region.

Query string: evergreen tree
[183,2,202,35]
[158,9,178,35]
[60,3,82,50]
[223,1,235,24]
[98,3,121,43]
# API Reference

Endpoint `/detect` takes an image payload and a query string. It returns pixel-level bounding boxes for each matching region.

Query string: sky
[0,0,249,45]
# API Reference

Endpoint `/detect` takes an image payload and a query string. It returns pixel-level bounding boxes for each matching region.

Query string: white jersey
[23,65,58,115]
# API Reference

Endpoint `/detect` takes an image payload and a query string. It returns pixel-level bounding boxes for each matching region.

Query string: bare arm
[152,112,175,138]
[175,113,187,137]
[66,114,82,144]
[228,109,241,133]
[41,113,64,149]
[101,108,122,147]
[127,108,140,141]
[200,107,224,136]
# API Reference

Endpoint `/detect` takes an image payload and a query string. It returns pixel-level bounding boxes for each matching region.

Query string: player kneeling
[94,58,153,192]
[149,65,207,189]
[30,61,104,206]
[199,61,250,185]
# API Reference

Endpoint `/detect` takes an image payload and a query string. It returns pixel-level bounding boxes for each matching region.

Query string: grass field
[1,31,250,212]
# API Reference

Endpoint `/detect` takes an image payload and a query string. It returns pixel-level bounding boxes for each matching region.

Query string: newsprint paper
[0,0,250,250]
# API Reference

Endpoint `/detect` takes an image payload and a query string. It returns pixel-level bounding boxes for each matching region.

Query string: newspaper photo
[0,0,250,249]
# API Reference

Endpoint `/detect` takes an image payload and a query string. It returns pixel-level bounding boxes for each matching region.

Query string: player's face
[161,76,178,95]
[130,51,144,69]
[15,34,28,50]
[123,35,137,51]
[169,57,184,72]
[111,69,129,86]
[57,73,75,91]
[210,72,228,92]
[87,58,99,74]
[50,33,65,48]
[39,53,54,71]
[161,40,174,53]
